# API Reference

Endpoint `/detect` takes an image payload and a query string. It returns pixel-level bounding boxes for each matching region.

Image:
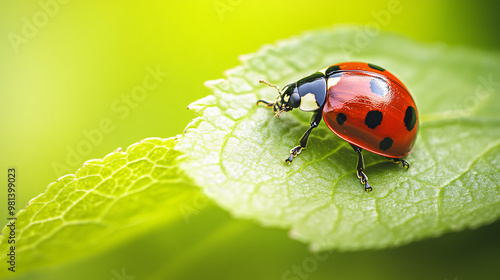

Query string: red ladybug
[257,62,418,192]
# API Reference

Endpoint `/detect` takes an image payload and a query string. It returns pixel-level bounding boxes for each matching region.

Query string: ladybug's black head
[274,84,300,116]
[258,80,300,117]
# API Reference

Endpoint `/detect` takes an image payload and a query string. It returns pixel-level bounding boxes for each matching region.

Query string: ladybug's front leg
[285,111,323,164]
[351,144,372,192]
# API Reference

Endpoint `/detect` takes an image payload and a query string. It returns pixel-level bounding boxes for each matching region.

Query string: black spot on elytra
[369,78,389,97]
[368,63,385,72]
[336,113,347,125]
[404,106,417,131]
[325,65,341,76]
[365,110,383,129]
[379,137,393,151]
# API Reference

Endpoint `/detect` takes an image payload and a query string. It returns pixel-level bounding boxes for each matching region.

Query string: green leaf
[178,26,500,250]
[0,137,202,275]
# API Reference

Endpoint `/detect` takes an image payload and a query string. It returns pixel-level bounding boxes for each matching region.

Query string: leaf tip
[203,80,220,88]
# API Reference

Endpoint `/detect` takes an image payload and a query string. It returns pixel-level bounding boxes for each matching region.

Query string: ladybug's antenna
[259,80,282,95]
[258,79,285,117]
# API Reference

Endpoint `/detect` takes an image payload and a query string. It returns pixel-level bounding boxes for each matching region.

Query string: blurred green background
[1,0,499,279]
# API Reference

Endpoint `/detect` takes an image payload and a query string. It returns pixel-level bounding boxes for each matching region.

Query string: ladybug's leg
[285,111,323,164]
[386,157,410,169]
[351,144,372,192]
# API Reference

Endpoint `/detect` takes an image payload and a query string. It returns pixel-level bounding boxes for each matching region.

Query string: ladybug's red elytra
[257,62,418,192]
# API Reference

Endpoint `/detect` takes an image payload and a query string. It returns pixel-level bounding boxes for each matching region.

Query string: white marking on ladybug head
[299,93,319,111]
[318,67,328,75]
[327,76,341,89]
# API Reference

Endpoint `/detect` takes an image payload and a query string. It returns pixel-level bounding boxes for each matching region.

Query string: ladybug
[257,62,418,192]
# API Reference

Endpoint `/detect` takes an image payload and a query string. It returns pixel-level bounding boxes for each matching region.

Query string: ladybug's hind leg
[351,144,372,192]
[386,157,410,169]
[285,111,323,164]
